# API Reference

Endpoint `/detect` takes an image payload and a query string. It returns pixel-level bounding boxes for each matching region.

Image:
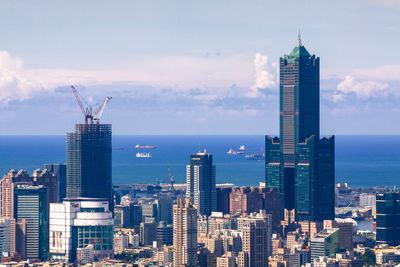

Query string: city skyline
[0,1,399,134]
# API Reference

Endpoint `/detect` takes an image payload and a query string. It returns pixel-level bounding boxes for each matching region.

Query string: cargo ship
[136,152,152,158]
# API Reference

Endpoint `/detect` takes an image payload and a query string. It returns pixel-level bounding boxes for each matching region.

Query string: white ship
[239,145,246,151]
[136,152,152,158]
[226,149,243,155]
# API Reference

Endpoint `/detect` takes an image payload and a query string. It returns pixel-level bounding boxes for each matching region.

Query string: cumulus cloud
[333,75,389,102]
[248,53,277,97]
[0,51,42,103]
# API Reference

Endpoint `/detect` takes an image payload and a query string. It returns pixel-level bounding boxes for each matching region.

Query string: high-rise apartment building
[237,211,272,267]
[173,198,197,267]
[265,38,335,222]
[66,123,112,210]
[376,192,400,246]
[13,185,48,260]
[49,198,114,263]
[186,151,216,216]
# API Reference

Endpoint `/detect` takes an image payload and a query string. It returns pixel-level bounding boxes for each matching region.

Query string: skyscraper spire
[298,29,302,46]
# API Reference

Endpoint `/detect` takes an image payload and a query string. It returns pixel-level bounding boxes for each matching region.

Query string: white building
[359,193,375,208]
[49,198,114,263]
[76,244,94,265]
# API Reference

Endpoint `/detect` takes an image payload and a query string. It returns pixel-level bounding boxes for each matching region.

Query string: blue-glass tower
[265,38,335,221]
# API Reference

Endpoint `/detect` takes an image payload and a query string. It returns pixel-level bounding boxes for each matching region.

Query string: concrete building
[323,219,353,251]
[310,228,340,261]
[76,244,94,265]
[186,151,216,216]
[114,232,129,254]
[114,205,130,228]
[49,198,114,263]
[230,187,263,215]
[173,198,197,267]
[216,252,236,267]
[237,210,272,267]
[140,219,157,246]
[359,193,375,208]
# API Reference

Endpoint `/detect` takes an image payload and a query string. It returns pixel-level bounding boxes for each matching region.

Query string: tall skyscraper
[66,123,112,209]
[376,192,400,246]
[173,198,197,267]
[186,151,216,216]
[237,211,272,267]
[265,37,335,221]
[13,185,48,260]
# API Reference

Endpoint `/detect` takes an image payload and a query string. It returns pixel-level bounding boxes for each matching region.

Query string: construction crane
[71,85,112,124]
[167,168,175,192]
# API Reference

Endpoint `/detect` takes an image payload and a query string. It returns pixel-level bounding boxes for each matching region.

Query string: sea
[0,135,399,188]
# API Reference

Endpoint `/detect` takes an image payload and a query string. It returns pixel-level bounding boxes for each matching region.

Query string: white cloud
[351,65,400,81]
[0,51,42,103]
[334,75,389,101]
[248,53,277,97]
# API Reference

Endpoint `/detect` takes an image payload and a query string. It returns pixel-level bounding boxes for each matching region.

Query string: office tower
[237,211,272,267]
[263,188,281,233]
[265,38,335,221]
[310,228,340,261]
[15,219,27,260]
[128,203,142,229]
[49,198,114,263]
[0,218,12,256]
[141,201,158,222]
[1,169,32,218]
[229,187,263,215]
[173,198,197,267]
[66,123,112,209]
[114,205,130,228]
[44,164,67,201]
[156,195,173,224]
[157,221,173,245]
[13,185,48,260]
[32,169,59,204]
[140,219,157,246]
[323,219,353,251]
[376,192,400,246]
[186,151,216,216]
[216,186,232,214]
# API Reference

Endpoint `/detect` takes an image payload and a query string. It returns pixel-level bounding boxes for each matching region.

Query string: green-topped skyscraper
[265,35,335,222]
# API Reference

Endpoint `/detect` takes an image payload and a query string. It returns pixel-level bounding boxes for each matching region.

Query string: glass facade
[376,192,400,246]
[66,123,112,210]
[265,42,335,221]
[14,186,48,260]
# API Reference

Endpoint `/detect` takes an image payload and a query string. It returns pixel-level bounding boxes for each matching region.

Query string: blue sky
[0,0,399,134]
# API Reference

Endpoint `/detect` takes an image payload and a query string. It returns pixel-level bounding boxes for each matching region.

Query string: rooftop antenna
[298,29,302,46]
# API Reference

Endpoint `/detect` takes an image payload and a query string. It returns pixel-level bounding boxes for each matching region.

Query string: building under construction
[66,86,113,209]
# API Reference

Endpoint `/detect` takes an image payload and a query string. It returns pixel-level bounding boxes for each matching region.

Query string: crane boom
[94,96,112,121]
[71,85,86,116]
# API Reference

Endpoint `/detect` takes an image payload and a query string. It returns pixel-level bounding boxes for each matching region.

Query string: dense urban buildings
[186,151,216,216]
[173,197,197,267]
[265,38,335,222]
[66,123,112,210]
[376,192,400,246]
